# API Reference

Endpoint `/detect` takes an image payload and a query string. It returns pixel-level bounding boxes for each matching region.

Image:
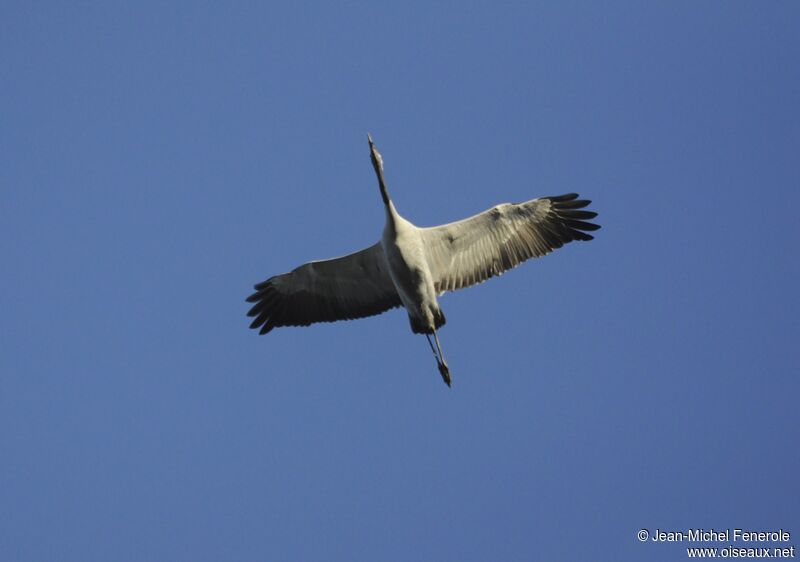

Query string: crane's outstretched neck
[368,134,391,207]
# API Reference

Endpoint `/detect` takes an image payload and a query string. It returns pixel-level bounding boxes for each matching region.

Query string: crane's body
[382,202,444,334]
[246,135,600,386]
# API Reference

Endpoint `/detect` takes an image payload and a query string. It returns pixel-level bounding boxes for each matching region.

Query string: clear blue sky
[2,2,798,561]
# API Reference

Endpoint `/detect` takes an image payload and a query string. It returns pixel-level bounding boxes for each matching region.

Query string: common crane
[246,135,600,386]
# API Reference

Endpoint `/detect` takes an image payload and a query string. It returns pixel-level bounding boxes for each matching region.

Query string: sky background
[2,2,798,561]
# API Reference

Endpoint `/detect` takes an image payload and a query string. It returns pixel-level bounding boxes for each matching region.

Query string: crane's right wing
[246,242,402,334]
[420,193,599,294]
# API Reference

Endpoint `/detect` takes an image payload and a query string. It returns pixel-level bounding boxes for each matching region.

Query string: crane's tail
[409,309,446,334]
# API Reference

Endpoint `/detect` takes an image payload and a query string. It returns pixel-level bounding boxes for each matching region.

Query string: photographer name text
[651,529,791,543]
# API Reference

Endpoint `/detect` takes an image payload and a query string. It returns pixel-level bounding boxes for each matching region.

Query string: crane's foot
[438,360,452,387]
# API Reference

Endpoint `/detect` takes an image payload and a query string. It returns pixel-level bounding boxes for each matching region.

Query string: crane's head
[368,133,390,206]
[367,133,384,172]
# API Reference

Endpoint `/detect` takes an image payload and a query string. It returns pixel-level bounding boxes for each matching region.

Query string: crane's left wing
[246,242,401,334]
[420,193,600,294]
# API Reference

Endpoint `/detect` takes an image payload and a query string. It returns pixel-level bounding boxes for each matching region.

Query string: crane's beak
[368,133,389,204]
[368,134,383,172]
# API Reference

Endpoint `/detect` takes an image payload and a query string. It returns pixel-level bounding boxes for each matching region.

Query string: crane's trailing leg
[424,333,451,386]
[425,333,438,357]
[425,330,451,387]
[433,329,451,386]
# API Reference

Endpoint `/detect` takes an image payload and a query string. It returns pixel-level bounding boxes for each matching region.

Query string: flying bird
[246,135,600,386]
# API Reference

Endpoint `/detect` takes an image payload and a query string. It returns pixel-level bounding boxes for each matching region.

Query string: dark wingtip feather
[556,199,591,209]
[564,219,601,232]
[246,301,264,317]
[254,277,276,291]
[545,193,579,202]
[561,210,597,220]
[539,193,601,243]
[246,278,279,331]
